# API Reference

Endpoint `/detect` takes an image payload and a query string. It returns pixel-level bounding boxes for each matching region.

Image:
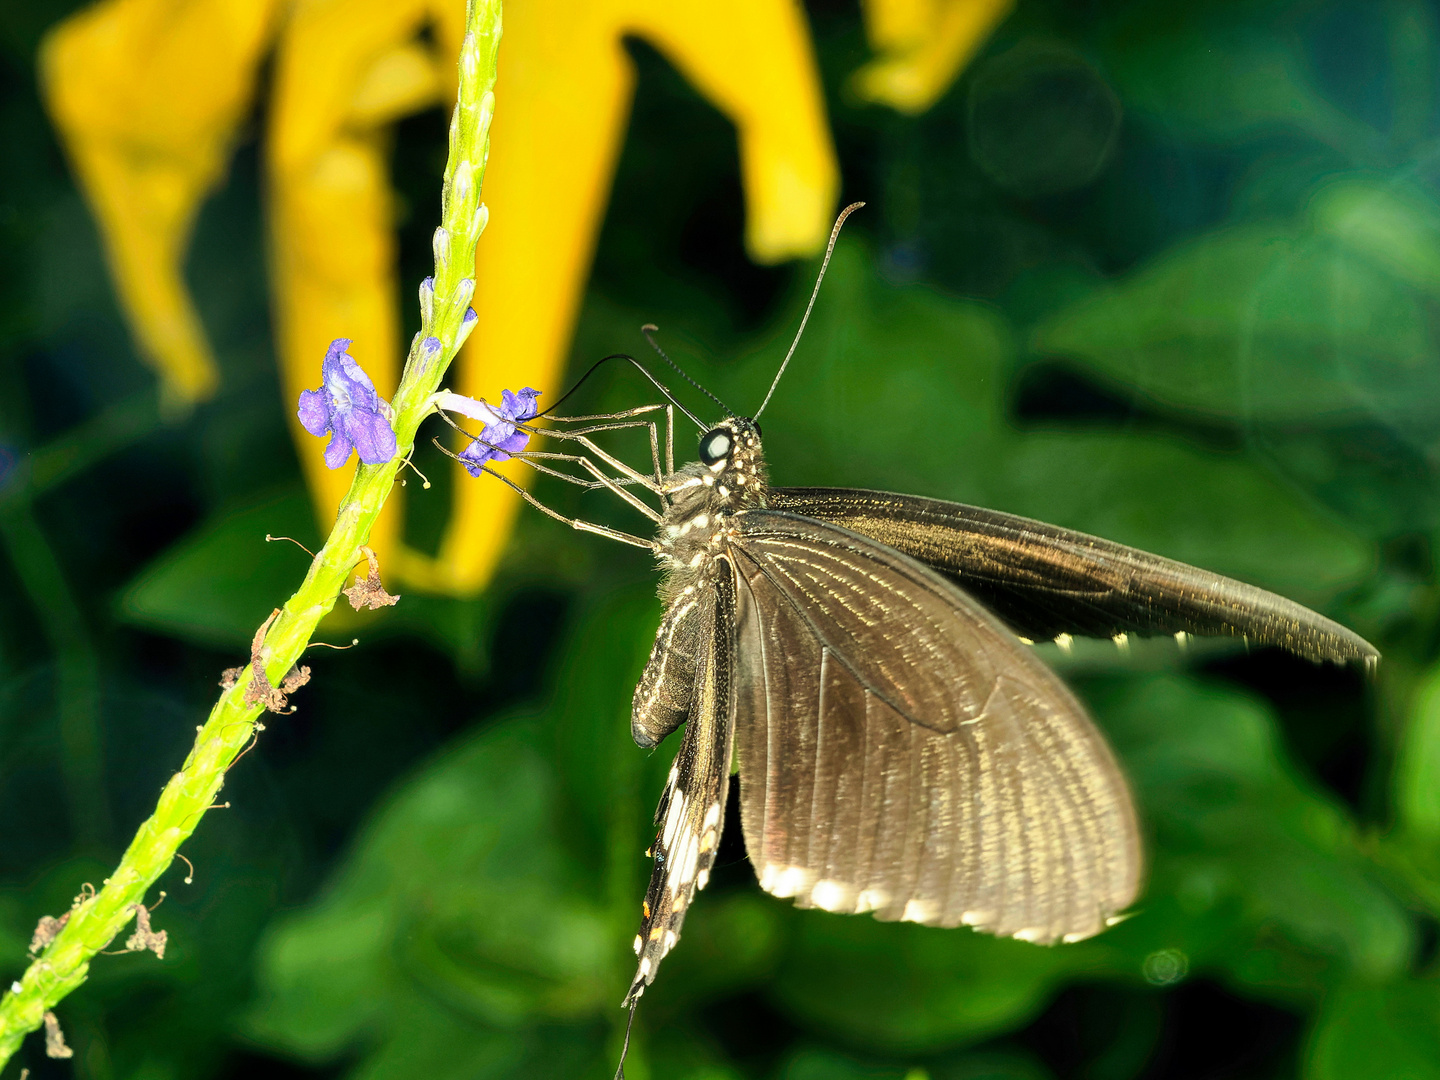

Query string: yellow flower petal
[41,0,282,406]
[853,0,1015,114]
[48,0,847,595]
[268,0,438,571]
[430,0,839,591]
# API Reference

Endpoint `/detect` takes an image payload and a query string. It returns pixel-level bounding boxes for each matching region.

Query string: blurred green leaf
[1094,675,1412,996]
[1396,660,1440,840]
[1306,978,1440,1080]
[731,241,1012,498]
[646,1021,747,1080]
[768,912,1108,1053]
[1101,16,1379,157]
[654,892,783,1009]
[928,1050,1053,1080]
[117,486,319,648]
[1031,222,1439,426]
[245,714,615,1063]
[775,1048,908,1080]
[1311,175,1440,296]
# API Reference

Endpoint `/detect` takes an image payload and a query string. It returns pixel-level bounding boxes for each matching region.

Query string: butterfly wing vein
[730,510,1142,943]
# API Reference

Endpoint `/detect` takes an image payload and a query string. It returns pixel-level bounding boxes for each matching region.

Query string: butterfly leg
[500,452,652,491]
[473,462,658,551]
[509,448,663,522]
[437,403,668,505]
[515,423,664,493]
[537,403,668,425]
[540,405,672,492]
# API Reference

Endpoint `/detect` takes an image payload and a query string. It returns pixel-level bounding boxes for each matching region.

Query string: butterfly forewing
[770,487,1377,664]
[625,566,737,1006]
[730,510,1141,942]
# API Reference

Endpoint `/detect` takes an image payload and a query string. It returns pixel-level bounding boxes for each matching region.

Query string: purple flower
[297,339,398,469]
[457,387,541,476]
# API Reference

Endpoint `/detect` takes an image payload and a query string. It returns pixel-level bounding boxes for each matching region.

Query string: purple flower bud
[418,336,444,368]
[457,387,541,476]
[297,339,398,469]
[455,307,479,349]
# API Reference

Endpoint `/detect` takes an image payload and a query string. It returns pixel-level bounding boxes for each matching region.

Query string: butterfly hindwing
[625,564,737,1005]
[770,487,1376,665]
[730,510,1141,943]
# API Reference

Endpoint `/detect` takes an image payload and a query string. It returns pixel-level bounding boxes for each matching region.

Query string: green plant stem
[0,0,502,1066]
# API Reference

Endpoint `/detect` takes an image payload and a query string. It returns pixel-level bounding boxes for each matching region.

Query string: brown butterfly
[454,207,1377,1047]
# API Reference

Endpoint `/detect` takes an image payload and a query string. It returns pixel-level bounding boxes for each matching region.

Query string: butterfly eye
[698,428,732,465]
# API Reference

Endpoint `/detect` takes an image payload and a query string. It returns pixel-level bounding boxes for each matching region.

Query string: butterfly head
[658,417,768,536]
[697,416,759,466]
[692,417,767,503]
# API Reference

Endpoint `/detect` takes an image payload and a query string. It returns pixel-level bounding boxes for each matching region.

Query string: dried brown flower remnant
[28,912,69,956]
[43,1012,72,1059]
[343,546,399,610]
[125,904,167,959]
[222,610,310,714]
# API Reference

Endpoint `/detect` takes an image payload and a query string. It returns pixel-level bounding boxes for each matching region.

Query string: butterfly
[620,415,1378,1008]
[453,205,1379,1031]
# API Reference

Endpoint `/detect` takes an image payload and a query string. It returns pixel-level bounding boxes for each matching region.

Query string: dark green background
[3,0,1440,1076]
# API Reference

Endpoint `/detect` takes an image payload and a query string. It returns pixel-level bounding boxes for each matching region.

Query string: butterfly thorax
[656,418,768,605]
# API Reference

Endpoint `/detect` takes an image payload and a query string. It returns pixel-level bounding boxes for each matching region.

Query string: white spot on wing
[1054,633,1073,653]
[669,831,700,889]
[1013,927,1046,943]
[761,864,813,898]
[1113,632,1130,653]
[809,880,851,912]
[856,888,890,913]
[661,789,687,850]
[901,899,938,923]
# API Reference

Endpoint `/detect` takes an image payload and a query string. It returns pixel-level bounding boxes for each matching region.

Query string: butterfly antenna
[536,352,704,429]
[754,201,865,420]
[640,324,732,417]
